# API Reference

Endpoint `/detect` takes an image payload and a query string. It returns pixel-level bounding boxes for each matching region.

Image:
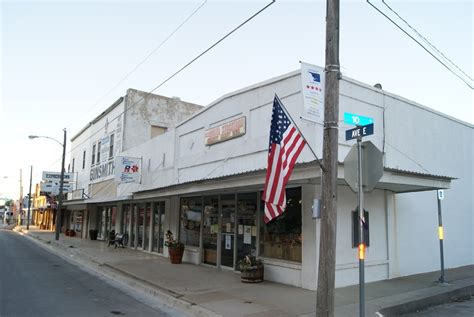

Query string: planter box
[241,266,264,283]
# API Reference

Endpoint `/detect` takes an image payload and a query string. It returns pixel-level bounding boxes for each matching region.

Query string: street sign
[344,141,383,193]
[42,171,74,182]
[345,123,374,141]
[40,182,73,194]
[344,112,373,126]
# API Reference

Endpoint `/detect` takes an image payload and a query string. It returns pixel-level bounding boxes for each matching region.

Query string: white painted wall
[74,68,472,289]
[70,90,202,199]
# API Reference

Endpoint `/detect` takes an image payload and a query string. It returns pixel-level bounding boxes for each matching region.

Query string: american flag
[262,95,306,223]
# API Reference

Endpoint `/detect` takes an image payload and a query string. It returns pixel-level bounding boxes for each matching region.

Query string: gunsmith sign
[205,116,246,146]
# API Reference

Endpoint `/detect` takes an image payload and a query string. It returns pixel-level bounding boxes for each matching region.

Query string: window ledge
[260,257,302,270]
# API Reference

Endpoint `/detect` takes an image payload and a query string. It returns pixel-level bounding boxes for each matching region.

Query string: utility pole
[316,0,340,316]
[19,169,23,225]
[55,128,67,241]
[27,165,33,230]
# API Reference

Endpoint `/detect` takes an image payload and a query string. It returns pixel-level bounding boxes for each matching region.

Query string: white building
[65,89,203,240]
[65,67,473,290]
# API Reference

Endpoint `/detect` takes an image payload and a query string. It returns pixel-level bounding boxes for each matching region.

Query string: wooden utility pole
[316,0,340,316]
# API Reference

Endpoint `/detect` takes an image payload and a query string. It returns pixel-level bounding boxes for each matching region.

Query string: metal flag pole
[274,94,325,172]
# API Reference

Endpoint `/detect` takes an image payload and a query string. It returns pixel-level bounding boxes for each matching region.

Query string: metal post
[316,0,340,315]
[55,128,67,241]
[27,165,33,230]
[437,192,445,283]
[357,137,365,317]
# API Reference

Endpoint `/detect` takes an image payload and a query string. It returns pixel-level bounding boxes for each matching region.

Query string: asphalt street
[0,229,171,317]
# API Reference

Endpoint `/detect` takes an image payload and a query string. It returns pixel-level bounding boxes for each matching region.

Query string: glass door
[122,205,131,246]
[236,193,258,269]
[220,194,235,268]
[137,203,145,249]
[143,203,151,251]
[153,202,165,253]
[202,196,218,266]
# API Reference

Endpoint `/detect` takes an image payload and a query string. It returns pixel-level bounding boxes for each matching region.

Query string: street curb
[377,285,474,316]
[102,263,221,317]
[14,228,221,317]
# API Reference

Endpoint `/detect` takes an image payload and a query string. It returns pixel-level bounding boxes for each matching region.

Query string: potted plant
[165,230,184,264]
[239,254,264,283]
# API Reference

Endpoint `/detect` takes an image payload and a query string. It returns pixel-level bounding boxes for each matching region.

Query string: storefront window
[260,187,302,262]
[179,197,202,247]
[202,196,218,265]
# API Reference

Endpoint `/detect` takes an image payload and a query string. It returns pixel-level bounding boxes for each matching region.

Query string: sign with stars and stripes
[301,62,325,124]
[262,95,307,223]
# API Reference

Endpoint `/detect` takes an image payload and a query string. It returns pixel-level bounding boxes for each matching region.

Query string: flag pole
[275,94,325,172]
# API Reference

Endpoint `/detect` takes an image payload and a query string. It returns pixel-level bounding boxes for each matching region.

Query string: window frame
[109,133,114,159]
[92,144,96,165]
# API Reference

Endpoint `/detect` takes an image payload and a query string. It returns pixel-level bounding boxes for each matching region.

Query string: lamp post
[29,129,67,240]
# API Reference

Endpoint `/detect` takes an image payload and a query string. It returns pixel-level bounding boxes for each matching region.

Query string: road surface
[0,229,172,317]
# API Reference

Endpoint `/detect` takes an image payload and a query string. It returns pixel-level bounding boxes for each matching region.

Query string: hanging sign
[301,62,325,124]
[115,156,141,184]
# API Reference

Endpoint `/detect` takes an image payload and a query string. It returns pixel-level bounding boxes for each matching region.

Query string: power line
[70,0,276,155]
[382,0,473,83]
[65,0,208,130]
[367,0,473,89]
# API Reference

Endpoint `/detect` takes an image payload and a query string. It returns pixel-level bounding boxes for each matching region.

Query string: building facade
[64,89,203,240]
[65,67,473,290]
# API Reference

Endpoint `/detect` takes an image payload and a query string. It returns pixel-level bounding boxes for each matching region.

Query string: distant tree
[5,199,12,207]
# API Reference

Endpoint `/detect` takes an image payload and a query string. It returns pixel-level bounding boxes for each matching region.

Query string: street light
[29,129,67,241]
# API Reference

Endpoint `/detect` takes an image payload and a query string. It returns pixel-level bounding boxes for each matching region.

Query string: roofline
[178,65,472,129]
[176,70,300,128]
[71,96,124,142]
[341,75,473,128]
[133,160,455,196]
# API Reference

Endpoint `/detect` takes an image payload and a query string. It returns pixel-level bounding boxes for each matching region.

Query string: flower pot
[168,247,184,264]
[240,266,264,283]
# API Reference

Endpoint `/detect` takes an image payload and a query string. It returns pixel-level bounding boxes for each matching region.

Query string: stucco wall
[123,89,202,152]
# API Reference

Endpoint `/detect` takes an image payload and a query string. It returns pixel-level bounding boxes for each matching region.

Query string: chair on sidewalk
[107,231,128,249]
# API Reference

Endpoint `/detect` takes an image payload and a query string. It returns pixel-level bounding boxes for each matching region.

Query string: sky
[1,0,472,200]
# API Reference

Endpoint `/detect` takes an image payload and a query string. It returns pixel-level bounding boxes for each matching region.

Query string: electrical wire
[382,0,473,83]
[69,0,276,154]
[367,0,473,89]
[65,0,208,129]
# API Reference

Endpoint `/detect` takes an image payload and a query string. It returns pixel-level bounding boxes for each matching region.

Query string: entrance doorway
[220,194,236,268]
[236,193,258,268]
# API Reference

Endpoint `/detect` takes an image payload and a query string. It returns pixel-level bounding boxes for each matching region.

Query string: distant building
[64,88,203,240]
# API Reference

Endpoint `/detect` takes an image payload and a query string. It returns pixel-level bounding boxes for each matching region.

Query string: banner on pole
[301,62,325,124]
[115,156,141,184]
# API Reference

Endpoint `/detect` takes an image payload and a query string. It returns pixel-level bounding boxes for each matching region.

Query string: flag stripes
[262,95,306,223]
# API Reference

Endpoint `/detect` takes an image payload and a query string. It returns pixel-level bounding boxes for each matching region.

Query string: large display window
[179,197,202,247]
[260,187,302,262]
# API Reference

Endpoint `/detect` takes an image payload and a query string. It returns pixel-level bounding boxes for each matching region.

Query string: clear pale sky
[1,0,472,199]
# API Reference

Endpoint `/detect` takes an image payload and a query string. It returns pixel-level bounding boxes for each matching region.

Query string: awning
[132,161,454,200]
[63,195,133,209]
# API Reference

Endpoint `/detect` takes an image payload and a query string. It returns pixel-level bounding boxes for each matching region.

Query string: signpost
[437,190,446,283]
[343,123,383,317]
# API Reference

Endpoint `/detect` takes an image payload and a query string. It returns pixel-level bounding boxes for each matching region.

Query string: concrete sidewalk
[14,226,474,317]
